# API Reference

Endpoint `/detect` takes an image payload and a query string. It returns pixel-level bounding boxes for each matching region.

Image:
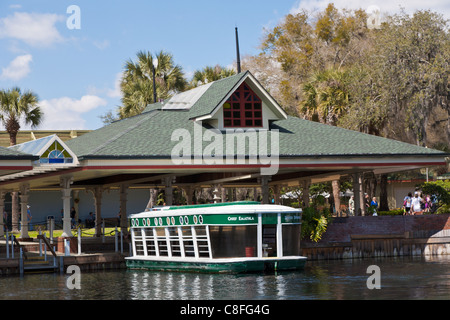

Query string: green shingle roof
[0,146,37,160]
[65,72,448,160]
[187,71,247,119]
[276,116,445,157]
[66,113,446,160]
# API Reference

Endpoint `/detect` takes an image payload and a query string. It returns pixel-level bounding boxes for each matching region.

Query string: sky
[1,0,449,131]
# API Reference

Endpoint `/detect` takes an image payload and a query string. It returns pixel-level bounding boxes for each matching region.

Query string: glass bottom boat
[126,201,306,273]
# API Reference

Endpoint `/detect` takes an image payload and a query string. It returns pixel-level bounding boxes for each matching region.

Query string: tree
[253,7,449,211]
[0,87,42,232]
[189,65,235,88]
[119,50,187,119]
[301,68,350,125]
[259,4,369,114]
[0,87,42,146]
[340,10,450,146]
[420,180,450,213]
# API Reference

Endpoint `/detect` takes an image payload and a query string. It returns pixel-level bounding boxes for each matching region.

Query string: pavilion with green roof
[0,71,448,239]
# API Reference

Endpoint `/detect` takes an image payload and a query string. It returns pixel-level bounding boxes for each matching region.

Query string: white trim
[177,226,185,258]
[131,228,137,256]
[153,228,160,257]
[194,114,212,121]
[165,227,172,258]
[257,213,262,258]
[141,228,148,257]
[205,225,212,259]
[191,226,199,258]
[277,213,283,257]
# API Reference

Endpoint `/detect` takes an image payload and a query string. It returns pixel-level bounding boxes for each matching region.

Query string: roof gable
[10,134,79,165]
[187,72,247,119]
[188,71,287,122]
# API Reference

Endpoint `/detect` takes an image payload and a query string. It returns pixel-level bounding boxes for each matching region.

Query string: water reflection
[1,256,450,300]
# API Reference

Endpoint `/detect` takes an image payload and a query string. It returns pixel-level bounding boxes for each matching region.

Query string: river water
[1,255,450,300]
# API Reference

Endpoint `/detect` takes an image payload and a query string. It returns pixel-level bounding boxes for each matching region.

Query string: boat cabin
[126,201,305,273]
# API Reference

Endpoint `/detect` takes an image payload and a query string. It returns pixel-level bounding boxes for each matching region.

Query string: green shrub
[301,206,333,242]
[436,204,450,214]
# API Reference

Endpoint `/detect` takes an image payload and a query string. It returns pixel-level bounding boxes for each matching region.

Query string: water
[1,256,450,300]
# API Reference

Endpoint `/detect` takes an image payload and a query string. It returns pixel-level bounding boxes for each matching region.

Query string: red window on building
[223,83,263,127]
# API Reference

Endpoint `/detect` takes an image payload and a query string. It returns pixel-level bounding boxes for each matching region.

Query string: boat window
[180,227,195,257]
[133,229,145,256]
[282,224,301,256]
[143,228,157,256]
[168,227,182,257]
[154,227,168,256]
[209,226,257,258]
[194,226,210,258]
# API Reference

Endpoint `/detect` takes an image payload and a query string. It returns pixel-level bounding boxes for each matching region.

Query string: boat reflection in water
[126,201,307,273]
[126,269,295,300]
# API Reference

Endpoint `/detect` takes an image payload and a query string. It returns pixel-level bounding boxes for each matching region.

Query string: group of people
[403,191,433,215]
[348,190,435,216]
[348,194,380,216]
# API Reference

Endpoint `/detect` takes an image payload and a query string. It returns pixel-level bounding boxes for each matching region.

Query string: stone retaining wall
[301,214,450,260]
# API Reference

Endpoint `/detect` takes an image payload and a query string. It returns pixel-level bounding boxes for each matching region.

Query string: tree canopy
[0,87,42,146]
[245,4,449,149]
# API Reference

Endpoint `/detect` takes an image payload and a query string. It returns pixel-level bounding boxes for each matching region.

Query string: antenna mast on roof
[235,27,241,73]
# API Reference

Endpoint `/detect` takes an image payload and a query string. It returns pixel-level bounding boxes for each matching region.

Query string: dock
[0,235,128,276]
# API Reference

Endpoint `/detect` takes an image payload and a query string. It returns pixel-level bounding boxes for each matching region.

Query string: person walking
[348,196,355,216]
[403,192,412,215]
[370,197,378,216]
[411,192,423,215]
[27,205,33,231]
[425,195,432,213]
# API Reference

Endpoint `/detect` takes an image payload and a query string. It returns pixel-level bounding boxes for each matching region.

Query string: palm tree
[189,65,236,88]
[301,68,350,125]
[0,87,42,145]
[119,50,187,118]
[0,87,42,232]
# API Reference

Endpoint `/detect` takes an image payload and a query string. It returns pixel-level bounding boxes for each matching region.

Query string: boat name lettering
[227,215,254,222]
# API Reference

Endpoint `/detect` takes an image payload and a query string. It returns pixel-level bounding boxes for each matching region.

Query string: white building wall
[28,188,150,226]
